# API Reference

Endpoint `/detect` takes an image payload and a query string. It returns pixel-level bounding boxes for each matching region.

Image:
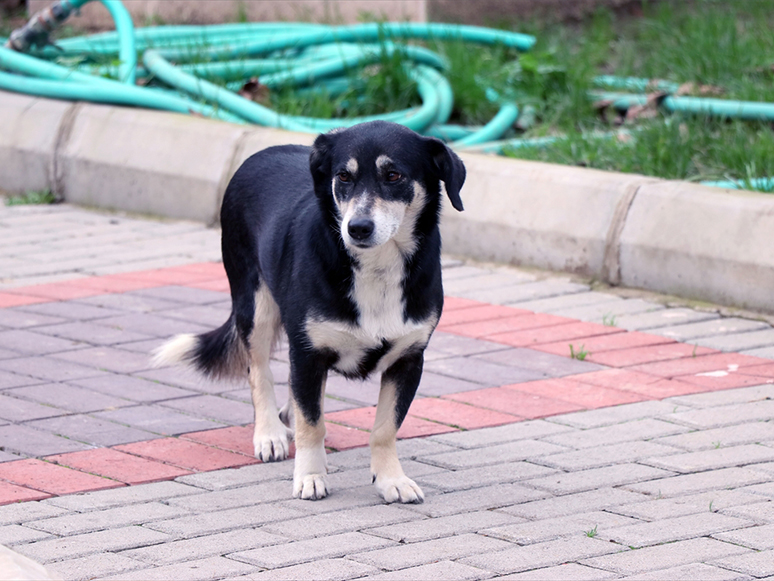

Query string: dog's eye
[386,171,401,182]
[337,171,351,183]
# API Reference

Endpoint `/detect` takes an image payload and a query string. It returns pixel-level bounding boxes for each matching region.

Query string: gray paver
[509,292,622,314]
[620,562,754,580]
[525,463,672,495]
[46,553,148,581]
[0,502,68,526]
[424,356,545,386]
[174,461,295,492]
[366,510,518,544]
[69,373,194,403]
[0,423,92,456]
[609,490,765,521]
[428,419,572,450]
[711,550,774,578]
[43,480,203,511]
[99,556,256,581]
[550,299,663,323]
[537,441,679,471]
[502,488,648,520]
[0,524,52,546]
[613,308,720,331]
[481,511,639,545]
[121,528,287,565]
[459,536,622,575]
[159,394,254,424]
[497,563,618,580]
[231,531,394,569]
[351,532,511,571]
[7,382,134,414]
[651,318,770,342]
[655,422,774,452]
[0,355,106,382]
[669,401,774,429]
[421,440,568,470]
[25,413,156,447]
[644,444,774,473]
[401,482,547,518]
[721,501,774,525]
[416,461,557,492]
[696,328,774,352]
[548,400,691,429]
[714,524,774,550]
[624,467,770,498]
[742,345,774,360]
[598,512,753,548]
[0,393,70,421]
[362,560,492,581]
[240,558,380,581]
[472,347,605,377]
[93,404,222,435]
[13,525,171,563]
[580,537,751,576]
[542,417,690,449]
[665,384,774,409]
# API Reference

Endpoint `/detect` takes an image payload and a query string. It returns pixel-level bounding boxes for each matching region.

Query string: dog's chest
[305,246,434,376]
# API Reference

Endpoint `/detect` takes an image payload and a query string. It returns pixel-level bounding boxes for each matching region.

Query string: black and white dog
[155,120,465,503]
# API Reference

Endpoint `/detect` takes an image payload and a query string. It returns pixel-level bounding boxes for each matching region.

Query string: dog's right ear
[309,131,337,192]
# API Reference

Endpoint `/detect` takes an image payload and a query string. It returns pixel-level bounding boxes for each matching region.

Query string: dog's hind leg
[248,285,292,462]
[370,352,425,504]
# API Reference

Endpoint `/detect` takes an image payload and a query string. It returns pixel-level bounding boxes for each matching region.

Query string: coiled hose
[2,0,774,160]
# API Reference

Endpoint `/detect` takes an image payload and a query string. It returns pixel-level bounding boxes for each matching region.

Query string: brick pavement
[2,204,774,580]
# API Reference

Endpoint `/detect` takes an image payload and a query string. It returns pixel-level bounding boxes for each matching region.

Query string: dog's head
[309,121,465,252]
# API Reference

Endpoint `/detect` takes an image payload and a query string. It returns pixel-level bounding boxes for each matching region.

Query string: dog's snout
[348,217,375,241]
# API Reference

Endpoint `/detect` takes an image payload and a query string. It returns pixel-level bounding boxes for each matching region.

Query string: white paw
[293,473,328,500]
[253,427,292,462]
[374,475,424,504]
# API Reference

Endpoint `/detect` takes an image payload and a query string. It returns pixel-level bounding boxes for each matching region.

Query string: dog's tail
[152,313,249,381]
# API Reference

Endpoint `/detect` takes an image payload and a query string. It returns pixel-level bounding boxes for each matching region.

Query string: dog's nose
[348,217,375,241]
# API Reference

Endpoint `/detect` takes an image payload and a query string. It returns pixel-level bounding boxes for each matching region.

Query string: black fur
[187,121,465,431]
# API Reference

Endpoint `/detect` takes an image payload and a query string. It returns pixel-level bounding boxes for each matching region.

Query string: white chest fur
[305,241,434,375]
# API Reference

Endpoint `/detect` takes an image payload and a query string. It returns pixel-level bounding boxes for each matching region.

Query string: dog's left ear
[310,131,335,188]
[424,137,466,212]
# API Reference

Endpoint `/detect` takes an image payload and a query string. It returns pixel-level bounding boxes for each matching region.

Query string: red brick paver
[114,438,258,472]
[0,459,124,495]
[47,448,192,485]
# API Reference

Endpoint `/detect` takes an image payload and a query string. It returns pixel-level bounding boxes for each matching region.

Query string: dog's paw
[374,475,424,504]
[253,428,291,462]
[293,473,328,500]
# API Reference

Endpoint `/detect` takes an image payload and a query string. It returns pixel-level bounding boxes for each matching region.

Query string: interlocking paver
[537,440,679,471]
[644,444,774,473]
[497,563,619,580]
[362,560,492,581]
[696,328,774,352]
[709,550,774,578]
[240,558,380,581]
[99,556,256,581]
[428,419,572,450]
[480,511,639,545]
[502,487,648,520]
[619,562,754,581]
[0,524,52,546]
[0,424,92,457]
[613,308,720,331]
[46,553,147,581]
[402,482,548,518]
[96,404,223,435]
[69,373,194,402]
[47,447,192,484]
[159,394,255,425]
[525,463,672,495]
[550,298,663,323]
[0,393,70,421]
[459,536,623,576]
[366,510,517,544]
[624,467,770,498]
[43,480,202,512]
[420,439,568,470]
[668,400,774,429]
[541,418,687,451]
[416,461,557,492]
[547,400,690,429]
[26,414,156,447]
[651,318,770,342]
[7,382,134,414]
[609,489,765,521]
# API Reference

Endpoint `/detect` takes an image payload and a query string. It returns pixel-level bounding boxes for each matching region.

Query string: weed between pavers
[4,190,58,206]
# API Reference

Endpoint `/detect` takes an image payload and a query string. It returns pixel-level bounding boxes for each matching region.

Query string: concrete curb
[2,90,773,313]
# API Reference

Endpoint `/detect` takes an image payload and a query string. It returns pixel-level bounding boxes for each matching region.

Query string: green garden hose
[3,0,774,162]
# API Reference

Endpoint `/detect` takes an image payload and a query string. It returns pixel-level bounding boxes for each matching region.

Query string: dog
[154,120,465,503]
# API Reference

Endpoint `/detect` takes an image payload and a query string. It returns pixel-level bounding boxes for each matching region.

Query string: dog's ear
[309,131,337,191]
[425,138,466,212]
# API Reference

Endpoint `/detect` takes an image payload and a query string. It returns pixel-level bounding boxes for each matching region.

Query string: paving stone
[548,400,690,430]
[414,371,492,397]
[26,501,188,536]
[428,419,572,450]
[271,485,386,517]
[8,382,134,414]
[652,318,770,342]
[46,553,148,581]
[721,501,774,524]
[92,312,212,338]
[51,346,156,374]
[470,281,591,306]
[100,555,256,581]
[742,346,774,360]
[0,356,107,382]
[159,394,254,424]
[695,328,774,353]
[537,441,679,471]
[0,308,67,329]
[26,414,155,447]
[497,563,619,580]
[95,404,222,435]
[610,490,765,521]
[510,292,623,313]
[614,308,721,331]
[69,373,194,403]
[473,347,605,377]
[121,528,286,565]
[134,367,233,394]
[164,481,293,513]
[33,321,154,347]
[0,329,83,355]
[421,439,568,470]
[714,523,774,551]
[710,550,774,578]
[581,537,750,576]
[366,510,517,544]
[481,511,639,545]
[442,272,539,295]
[620,562,754,580]
[262,504,422,540]
[665,384,774,409]
[362,560,493,581]
[15,301,125,321]
[0,393,71,421]
[241,558,379,581]
[550,299,663,324]
[644,444,774,473]
[74,293,182,313]
[14,525,171,564]
[427,331,511,356]
[425,357,546,387]
[145,503,307,538]
[502,488,648,520]
[0,450,23,463]
[624,467,770,498]
[402,482,547,518]
[0,501,68,526]
[599,512,753,548]
[669,401,774,430]
[655,422,774,452]
[231,531,394,569]
[416,461,557,492]
[0,369,43,390]
[174,461,295,492]
[460,536,622,575]
[0,524,52,545]
[526,463,672,495]
[0,423,92,456]
[43,480,201,513]
[128,285,227,305]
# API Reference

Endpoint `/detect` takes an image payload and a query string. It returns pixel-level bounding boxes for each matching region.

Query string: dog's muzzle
[347,217,375,243]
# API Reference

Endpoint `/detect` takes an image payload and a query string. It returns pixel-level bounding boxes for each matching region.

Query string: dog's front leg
[289,352,329,500]
[371,351,425,504]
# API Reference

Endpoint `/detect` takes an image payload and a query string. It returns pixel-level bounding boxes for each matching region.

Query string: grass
[4,190,58,206]
[569,344,589,361]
